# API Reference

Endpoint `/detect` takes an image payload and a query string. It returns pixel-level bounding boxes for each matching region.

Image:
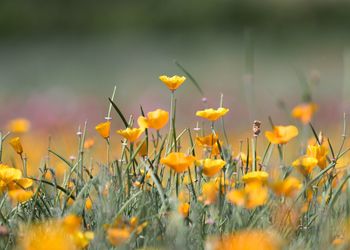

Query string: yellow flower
[95,121,111,139]
[160,152,195,173]
[242,171,269,185]
[72,231,94,248]
[198,159,226,177]
[196,107,229,121]
[270,176,302,197]
[210,230,282,250]
[196,134,221,155]
[9,137,23,155]
[159,75,186,91]
[8,189,34,203]
[291,102,317,124]
[7,118,30,133]
[8,178,33,190]
[307,144,328,169]
[238,152,261,168]
[201,182,218,205]
[116,127,144,142]
[178,202,190,218]
[137,109,169,130]
[107,228,131,246]
[0,164,22,184]
[85,197,93,210]
[18,223,77,250]
[292,156,318,176]
[136,140,148,157]
[62,214,81,234]
[227,182,268,209]
[84,138,95,149]
[265,125,299,144]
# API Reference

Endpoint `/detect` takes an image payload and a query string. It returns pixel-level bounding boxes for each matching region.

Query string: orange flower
[116,127,144,142]
[8,189,34,203]
[210,230,282,250]
[0,164,22,184]
[85,197,93,210]
[196,108,229,121]
[227,182,268,209]
[307,144,328,169]
[159,75,186,91]
[136,140,148,157]
[7,118,30,133]
[198,159,226,177]
[265,125,298,144]
[9,137,23,155]
[292,156,318,176]
[242,171,269,185]
[291,102,317,124]
[270,176,302,197]
[238,152,261,168]
[107,228,131,246]
[160,152,195,173]
[95,121,111,139]
[178,202,190,217]
[84,138,95,149]
[201,181,219,205]
[137,109,169,130]
[196,134,221,155]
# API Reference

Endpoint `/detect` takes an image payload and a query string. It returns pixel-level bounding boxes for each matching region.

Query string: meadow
[0,67,349,250]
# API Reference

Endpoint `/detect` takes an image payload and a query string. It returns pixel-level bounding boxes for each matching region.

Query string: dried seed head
[253,120,261,137]
[318,131,323,145]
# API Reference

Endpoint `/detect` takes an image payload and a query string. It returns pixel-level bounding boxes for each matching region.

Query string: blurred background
[1,0,350,167]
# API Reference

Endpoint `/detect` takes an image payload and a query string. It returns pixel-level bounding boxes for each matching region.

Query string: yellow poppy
[160,152,195,173]
[159,75,186,91]
[9,137,23,155]
[201,182,218,205]
[116,127,144,142]
[270,176,302,197]
[291,102,317,124]
[242,171,269,185]
[0,164,22,184]
[196,107,229,121]
[8,189,34,203]
[85,197,93,210]
[137,109,169,130]
[307,144,328,169]
[95,121,111,139]
[292,156,318,176]
[227,182,268,209]
[136,140,148,157]
[7,118,31,133]
[210,230,282,250]
[198,159,226,177]
[107,228,131,246]
[265,125,299,144]
[196,134,221,155]
[178,202,190,218]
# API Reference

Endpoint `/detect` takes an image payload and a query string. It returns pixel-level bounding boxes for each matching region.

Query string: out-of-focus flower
[270,176,302,197]
[7,118,30,133]
[196,108,229,121]
[200,182,218,205]
[159,75,186,91]
[292,103,317,124]
[0,164,22,185]
[292,156,318,176]
[227,182,268,209]
[116,127,144,142]
[209,230,282,250]
[62,214,94,248]
[84,138,95,149]
[198,159,226,177]
[238,152,261,169]
[85,197,93,210]
[242,171,269,185]
[160,152,195,173]
[95,121,111,139]
[307,144,328,169]
[265,125,298,144]
[137,109,169,130]
[8,189,34,203]
[9,137,23,155]
[107,228,131,246]
[136,140,148,157]
[178,202,190,218]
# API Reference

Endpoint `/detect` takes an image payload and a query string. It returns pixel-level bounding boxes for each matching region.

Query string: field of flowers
[0,70,349,250]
